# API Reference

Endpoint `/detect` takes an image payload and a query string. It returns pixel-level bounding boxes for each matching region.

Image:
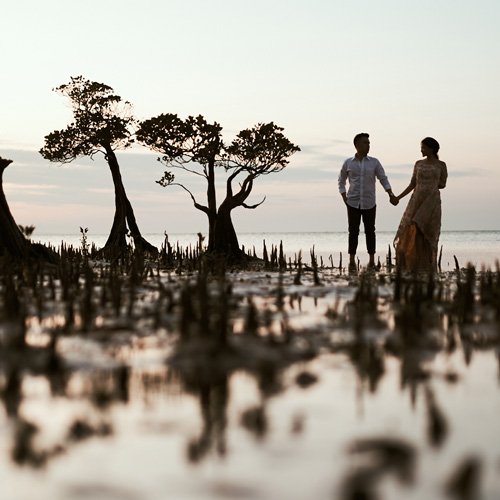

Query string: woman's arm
[396,164,417,200]
[438,162,447,189]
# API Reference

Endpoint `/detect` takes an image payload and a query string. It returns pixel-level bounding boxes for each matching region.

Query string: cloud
[447,168,487,178]
[294,143,347,166]
[87,188,114,194]
[3,183,58,195]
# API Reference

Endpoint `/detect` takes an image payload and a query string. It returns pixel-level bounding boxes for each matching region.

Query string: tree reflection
[0,243,498,500]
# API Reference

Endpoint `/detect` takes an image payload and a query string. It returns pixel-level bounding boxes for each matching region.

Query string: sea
[33,230,500,270]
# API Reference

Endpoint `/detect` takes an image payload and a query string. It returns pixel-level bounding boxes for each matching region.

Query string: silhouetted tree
[0,157,30,258]
[39,76,156,255]
[0,157,56,261]
[136,115,299,257]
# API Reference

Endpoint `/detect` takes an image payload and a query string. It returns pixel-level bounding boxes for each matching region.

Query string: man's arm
[387,188,399,206]
[375,160,398,205]
[338,161,348,205]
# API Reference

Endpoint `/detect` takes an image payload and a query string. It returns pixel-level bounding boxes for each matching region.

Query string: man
[338,133,398,270]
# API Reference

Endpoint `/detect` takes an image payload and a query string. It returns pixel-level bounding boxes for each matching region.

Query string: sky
[1,0,499,238]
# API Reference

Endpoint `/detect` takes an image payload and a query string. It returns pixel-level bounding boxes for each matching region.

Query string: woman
[394,137,447,271]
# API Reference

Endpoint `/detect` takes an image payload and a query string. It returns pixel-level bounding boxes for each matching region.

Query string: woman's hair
[421,137,440,158]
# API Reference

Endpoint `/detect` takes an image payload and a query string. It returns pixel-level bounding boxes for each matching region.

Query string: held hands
[389,193,399,206]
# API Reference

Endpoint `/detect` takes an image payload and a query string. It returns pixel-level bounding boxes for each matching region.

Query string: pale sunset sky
[1,0,499,237]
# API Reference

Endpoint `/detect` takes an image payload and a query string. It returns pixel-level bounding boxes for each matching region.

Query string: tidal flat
[0,248,499,500]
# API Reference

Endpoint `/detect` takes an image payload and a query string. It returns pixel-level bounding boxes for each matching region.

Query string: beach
[0,242,499,499]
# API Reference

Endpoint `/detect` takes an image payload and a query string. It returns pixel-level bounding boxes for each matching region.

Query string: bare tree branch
[159,158,209,179]
[170,182,209,215]
[242,196,266,209]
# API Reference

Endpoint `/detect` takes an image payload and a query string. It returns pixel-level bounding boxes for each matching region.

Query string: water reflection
[0,263,498,499]
[184,372,229,462]
[341,437,416,499]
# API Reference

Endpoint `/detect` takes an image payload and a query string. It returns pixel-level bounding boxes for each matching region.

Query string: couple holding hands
[338,133,448,272]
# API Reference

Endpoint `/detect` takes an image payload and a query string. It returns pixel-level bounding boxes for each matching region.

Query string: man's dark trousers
[347,204,376,255]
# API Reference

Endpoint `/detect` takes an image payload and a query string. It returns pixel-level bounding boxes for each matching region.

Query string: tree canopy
[40,76,156,255]
[137,114,300,256]
[225,121,300,175]
[40,76,135,162]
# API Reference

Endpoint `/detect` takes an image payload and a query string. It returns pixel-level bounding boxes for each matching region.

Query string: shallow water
[34,230,500,270]
[8,352,500,500]
[0,268,499,499]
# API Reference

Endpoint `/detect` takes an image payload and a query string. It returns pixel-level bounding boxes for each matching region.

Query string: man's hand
[389,194,399,206]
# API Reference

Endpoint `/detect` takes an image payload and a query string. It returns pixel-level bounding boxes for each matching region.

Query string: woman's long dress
[394,162,447,271]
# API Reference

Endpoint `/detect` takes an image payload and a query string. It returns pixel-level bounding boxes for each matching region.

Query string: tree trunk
[207,213,217,253]
[210,170,261,259]
[206,155,217,252]
[102,151,128,252]
[0,159,30,258]
[212,201,243,257]
[210,171,258,259]
[102,147,157,254]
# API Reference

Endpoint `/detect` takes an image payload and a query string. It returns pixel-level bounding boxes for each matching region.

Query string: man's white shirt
[338,155,391,210]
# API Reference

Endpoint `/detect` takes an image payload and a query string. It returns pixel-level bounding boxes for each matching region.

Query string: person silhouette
[393,137,447,272]
[338,133,398,270]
